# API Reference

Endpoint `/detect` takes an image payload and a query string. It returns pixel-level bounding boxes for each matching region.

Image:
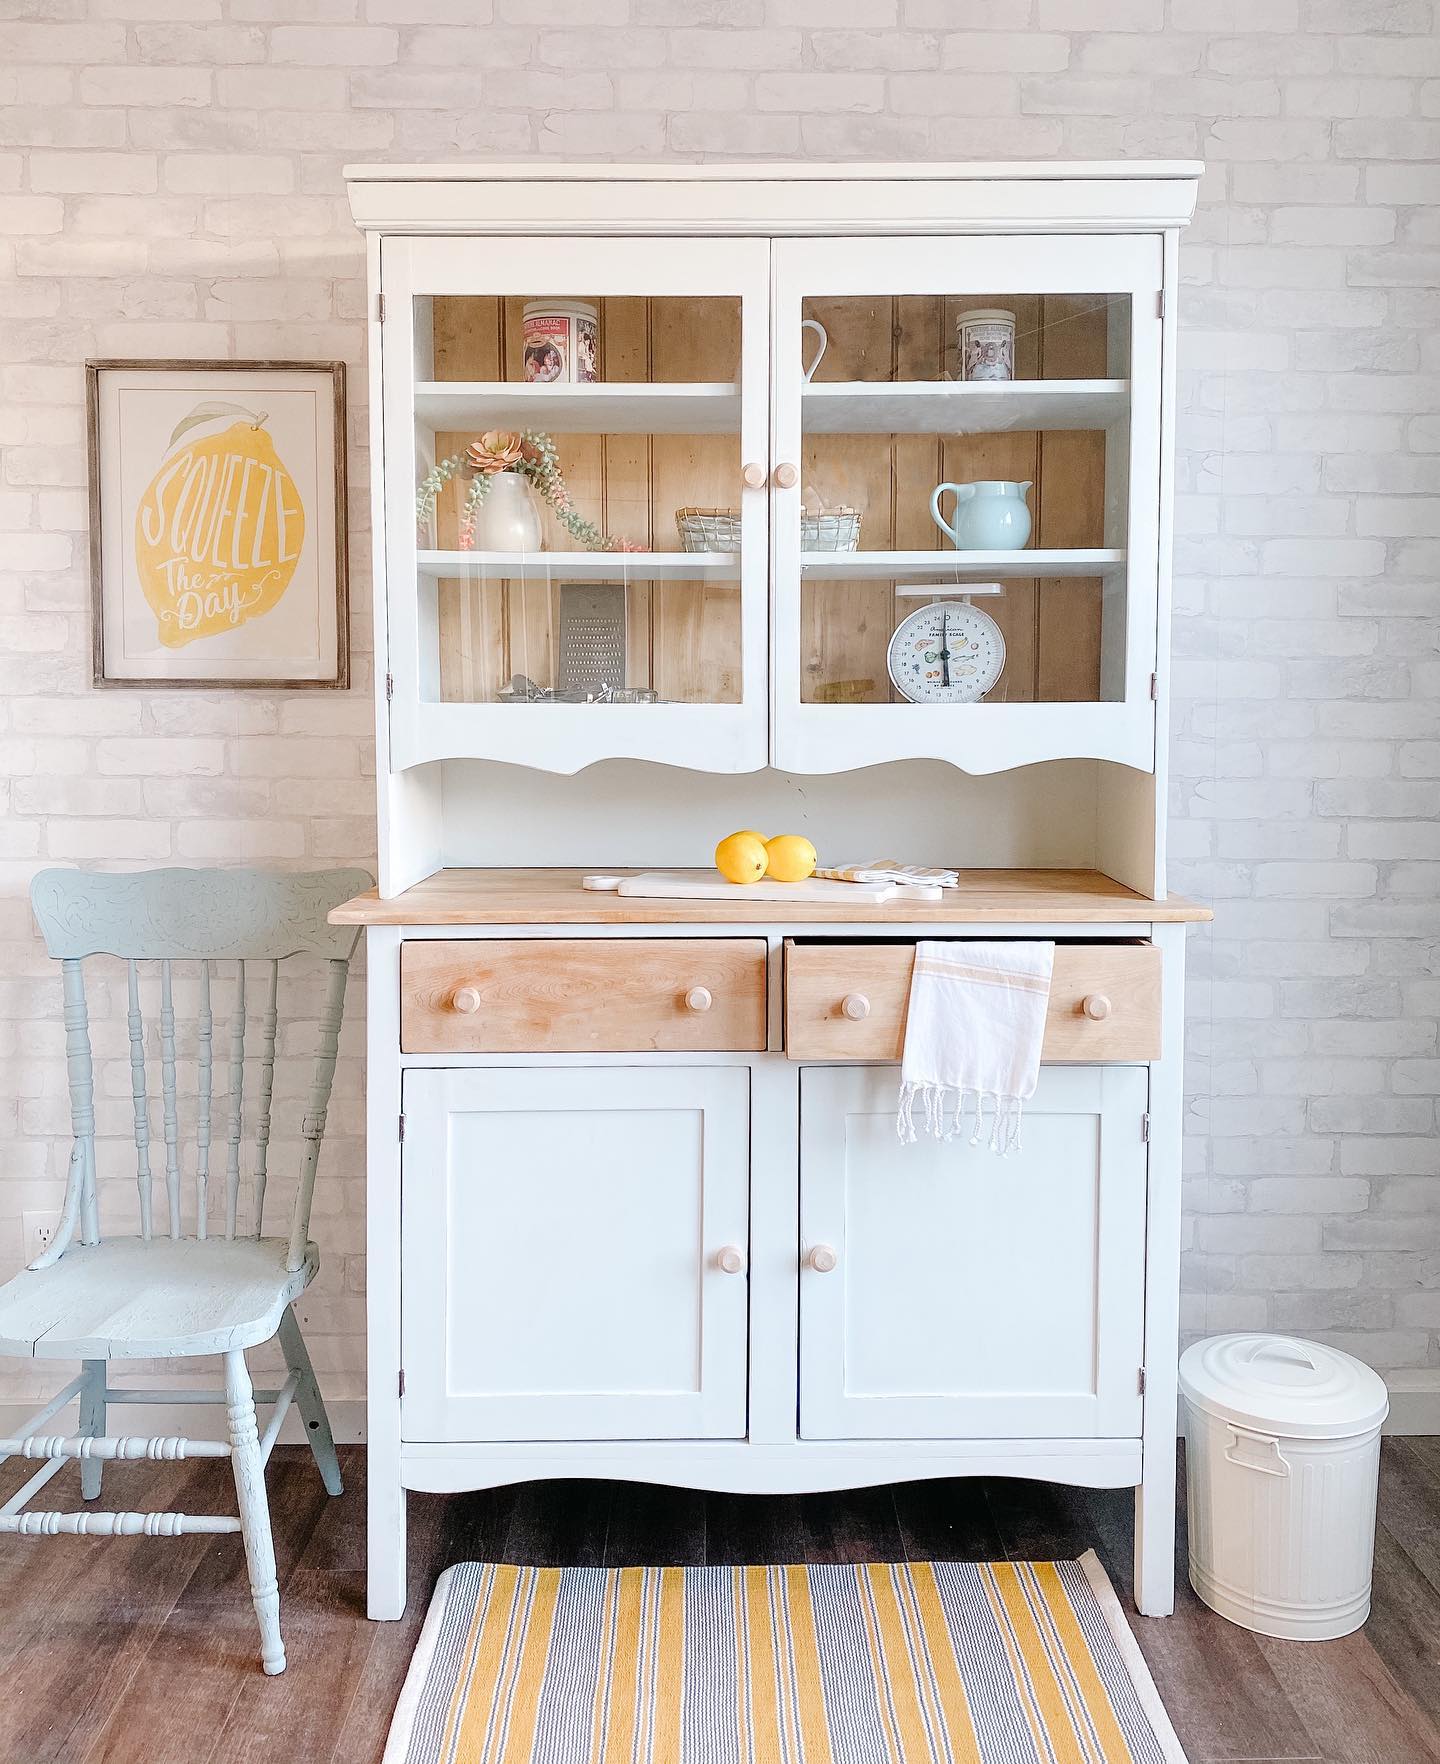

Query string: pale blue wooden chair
[0,866,370,1675]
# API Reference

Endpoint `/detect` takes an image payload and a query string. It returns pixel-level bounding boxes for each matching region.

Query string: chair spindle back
[29,868,370,1269]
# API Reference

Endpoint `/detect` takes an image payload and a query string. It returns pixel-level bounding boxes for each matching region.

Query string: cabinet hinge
[385,672,394,702]
[1149,672,1159,701]
[1141,1112,1151,1143]
[398,1112,406,1142]
[398,1369,405,1398]
[1156,289,1166,320]
[378,292,387,323]
[1138,1366,1147,1396]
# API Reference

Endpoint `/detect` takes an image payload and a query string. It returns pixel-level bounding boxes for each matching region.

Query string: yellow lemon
[134,413,305,649]
[715,831,768,885]
[733,829,767,845]
[765,834,817,883]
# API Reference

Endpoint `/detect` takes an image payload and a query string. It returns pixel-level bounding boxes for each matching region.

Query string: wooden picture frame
[87,359,349,690]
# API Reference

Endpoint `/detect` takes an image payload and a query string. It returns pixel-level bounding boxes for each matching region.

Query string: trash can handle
[1224,1424,1291,1478]
[1241,1338,1317,1372]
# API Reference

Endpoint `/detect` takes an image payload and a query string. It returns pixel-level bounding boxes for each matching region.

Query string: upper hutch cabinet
[358,163,1194,781]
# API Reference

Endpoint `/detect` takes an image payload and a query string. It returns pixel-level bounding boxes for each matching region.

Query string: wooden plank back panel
[783,939,1161,1063]
[402,937,768,1053]
[429,293,1114,707]
[431,294,742,705]
[796,292,1110,708]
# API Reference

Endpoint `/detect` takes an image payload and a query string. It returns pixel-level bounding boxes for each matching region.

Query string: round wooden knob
[452,986,482,1014]
[685,986,713,1014]
[807,1244,839,1274]
[716,1245,746,1275]
[1083,993,1112,1021]
[772,462,799,489]
[742,462,766,490]
[841,992,870,1021]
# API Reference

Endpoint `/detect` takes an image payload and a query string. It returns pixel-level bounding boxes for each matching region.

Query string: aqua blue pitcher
[930,479,1033,551]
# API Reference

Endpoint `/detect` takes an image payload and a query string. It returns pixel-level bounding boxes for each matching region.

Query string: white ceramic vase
[472,471,543,552]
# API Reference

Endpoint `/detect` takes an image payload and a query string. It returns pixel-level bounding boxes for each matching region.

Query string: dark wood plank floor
[4,1441,1440,1763]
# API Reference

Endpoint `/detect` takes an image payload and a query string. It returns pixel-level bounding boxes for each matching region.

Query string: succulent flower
[466,430,527,475]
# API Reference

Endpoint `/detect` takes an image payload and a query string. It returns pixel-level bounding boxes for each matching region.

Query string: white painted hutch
[335,161,1207,1623]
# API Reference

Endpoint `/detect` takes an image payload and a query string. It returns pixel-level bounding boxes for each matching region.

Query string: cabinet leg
[1134,1436,1178,1617]
[368,1457,407,1621]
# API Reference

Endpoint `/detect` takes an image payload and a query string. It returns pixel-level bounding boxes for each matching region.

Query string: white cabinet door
[402,1066,749,1442]
[381,234,772,773]
[799,1065,1148,1440]
[770,233,1164,775]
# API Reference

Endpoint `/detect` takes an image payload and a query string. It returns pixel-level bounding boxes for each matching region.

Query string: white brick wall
[2,0,1438,1416]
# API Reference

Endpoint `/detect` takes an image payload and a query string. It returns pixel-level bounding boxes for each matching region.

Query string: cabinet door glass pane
[414,293,744,708]
[795,291,1132,708]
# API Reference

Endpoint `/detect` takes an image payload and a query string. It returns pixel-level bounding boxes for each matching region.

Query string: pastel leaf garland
[415,429,642,553]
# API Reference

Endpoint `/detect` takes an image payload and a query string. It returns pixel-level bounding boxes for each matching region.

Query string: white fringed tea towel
[898,940,1055,1154]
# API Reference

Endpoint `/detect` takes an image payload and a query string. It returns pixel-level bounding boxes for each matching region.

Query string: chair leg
[276,1307,343,1497]
[224,1348,285,1675]
[78,1360,107,1500]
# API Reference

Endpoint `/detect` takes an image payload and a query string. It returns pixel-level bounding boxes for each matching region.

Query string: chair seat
[0,1236,318,1360]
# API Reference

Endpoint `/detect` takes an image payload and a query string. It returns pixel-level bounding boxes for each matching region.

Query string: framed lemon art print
[87,360,348,688]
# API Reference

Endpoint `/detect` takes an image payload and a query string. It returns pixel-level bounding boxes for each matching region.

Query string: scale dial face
[887,600,1005,704]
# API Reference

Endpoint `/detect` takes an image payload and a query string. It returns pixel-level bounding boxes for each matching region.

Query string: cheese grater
[558,582,627,696]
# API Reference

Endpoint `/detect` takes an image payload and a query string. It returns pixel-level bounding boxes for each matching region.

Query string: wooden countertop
[329,868,1211,927]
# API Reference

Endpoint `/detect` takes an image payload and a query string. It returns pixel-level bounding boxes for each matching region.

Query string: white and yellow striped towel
[899,940,1054,1153]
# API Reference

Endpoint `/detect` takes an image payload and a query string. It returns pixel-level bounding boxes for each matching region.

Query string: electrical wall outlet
[22,1210,61,1261]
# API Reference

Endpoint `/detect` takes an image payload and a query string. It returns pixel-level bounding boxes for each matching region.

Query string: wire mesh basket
[676,506,862,553]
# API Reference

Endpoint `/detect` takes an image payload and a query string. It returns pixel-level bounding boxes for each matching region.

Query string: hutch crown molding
[338,159,1207,1625]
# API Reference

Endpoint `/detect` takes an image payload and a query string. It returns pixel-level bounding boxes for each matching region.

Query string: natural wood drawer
[401,938,768,1054]
[783,940,1161,1063]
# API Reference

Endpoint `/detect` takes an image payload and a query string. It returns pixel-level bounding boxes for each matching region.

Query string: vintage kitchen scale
[887,582,1006,705]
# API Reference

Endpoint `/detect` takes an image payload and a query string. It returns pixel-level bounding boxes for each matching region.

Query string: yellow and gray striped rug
[385,1552,1187,1763]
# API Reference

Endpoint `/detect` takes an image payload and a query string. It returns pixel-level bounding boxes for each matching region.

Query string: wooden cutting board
[615,871,906,904]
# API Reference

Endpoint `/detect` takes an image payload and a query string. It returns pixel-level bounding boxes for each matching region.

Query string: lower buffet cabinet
[401,1059,1147,1450]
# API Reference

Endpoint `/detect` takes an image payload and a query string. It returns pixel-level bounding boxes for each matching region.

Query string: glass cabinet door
[381,235,770,772]
[770,234,1163,775]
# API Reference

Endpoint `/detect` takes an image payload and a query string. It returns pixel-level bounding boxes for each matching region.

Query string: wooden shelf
[801,549,1124,581]
[329,867,1210,927]
[417,550,739,581]
[414,381,740,434]
[802,379,1128,435]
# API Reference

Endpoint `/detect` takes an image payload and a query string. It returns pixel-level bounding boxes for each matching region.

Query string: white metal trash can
[1179,1333,1388,1641]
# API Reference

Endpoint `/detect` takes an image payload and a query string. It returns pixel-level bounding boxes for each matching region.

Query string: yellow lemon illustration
[765,834,817,883]
[715,831,768,885]
[134,406,305,648]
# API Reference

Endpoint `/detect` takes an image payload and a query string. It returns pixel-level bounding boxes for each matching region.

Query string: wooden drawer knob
[772,462,799,489]
[685,986,713,1014]
[841,992,870,1021]
[1082,993,1112,1021]
[742,462,766,490]
[452,986,482,1014]
[807,1244,839,1274]
[715,1244,746,1275]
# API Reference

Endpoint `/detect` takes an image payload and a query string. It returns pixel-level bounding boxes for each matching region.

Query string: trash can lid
[1179,1333,1389,1440]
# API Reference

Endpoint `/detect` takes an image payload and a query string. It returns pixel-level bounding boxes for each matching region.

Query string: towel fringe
[896,1083,1026,1156]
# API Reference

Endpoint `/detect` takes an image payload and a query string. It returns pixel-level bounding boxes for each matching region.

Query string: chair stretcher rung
[0,1509,243,1537]
[1,1455,65,1518]
[0,1434,231,1463]
[0,1376,85,1469]
[104,1388,285,1405]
